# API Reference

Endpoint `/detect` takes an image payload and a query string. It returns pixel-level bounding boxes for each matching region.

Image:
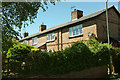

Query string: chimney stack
[23,32,29,38]
[71,9,83,21]
[39,23,46,32]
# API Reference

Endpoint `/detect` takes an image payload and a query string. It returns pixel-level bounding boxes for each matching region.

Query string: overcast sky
[20,2,119,37]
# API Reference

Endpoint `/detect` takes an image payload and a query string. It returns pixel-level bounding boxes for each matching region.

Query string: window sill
[47,40,55,43]
[69,34,83,39]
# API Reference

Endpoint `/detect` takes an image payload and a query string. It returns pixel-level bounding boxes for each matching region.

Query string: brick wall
[37,34,47,46]
[47,30,59,51]
[28,39,32,46]
[24,18,98,51]
[96,8,120,42]
[20,7,120,51]
[47,18,97,51]
[46,8,120,51]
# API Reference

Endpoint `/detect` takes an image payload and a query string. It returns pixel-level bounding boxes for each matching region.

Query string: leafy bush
[7,44,33,59]
[6,44,33,73]
[6,39,118,77]
[85,39,111,65]
[22,39,110,76]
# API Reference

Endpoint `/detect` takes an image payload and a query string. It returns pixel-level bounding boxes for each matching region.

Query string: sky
[20,2,119,37]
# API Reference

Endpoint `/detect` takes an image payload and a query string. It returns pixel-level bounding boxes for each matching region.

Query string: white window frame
[69,24,83,37]
[32,37,37,45]
[47,32,55,42]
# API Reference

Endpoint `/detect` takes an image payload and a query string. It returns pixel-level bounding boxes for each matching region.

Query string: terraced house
[19,5,120,51]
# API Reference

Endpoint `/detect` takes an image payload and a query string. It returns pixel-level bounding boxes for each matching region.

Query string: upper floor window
[24,40,27,44]
[47,32,55,42]
[32,37,37,45]
[69,24,82,37]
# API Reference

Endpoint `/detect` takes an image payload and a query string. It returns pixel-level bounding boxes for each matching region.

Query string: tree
[2,2,55,52]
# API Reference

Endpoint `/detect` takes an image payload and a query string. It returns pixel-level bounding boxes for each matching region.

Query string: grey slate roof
[19,5,119,42]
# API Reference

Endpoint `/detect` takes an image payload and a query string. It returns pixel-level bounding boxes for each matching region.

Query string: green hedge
[23,39,110,76]
[7,44,33,59]
[6,39,119,77]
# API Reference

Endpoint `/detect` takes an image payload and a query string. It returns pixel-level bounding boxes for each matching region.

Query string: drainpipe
[106,0,112,76]
[61,29,63,50]
[58,29,59,51]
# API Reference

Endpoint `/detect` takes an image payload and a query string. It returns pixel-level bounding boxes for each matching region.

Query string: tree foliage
[2,2,55,52]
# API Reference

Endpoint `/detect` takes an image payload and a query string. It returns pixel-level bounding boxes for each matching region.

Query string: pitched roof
[19,5,119,42]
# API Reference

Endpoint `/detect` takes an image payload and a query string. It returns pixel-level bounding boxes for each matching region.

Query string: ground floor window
[32,37,37,45]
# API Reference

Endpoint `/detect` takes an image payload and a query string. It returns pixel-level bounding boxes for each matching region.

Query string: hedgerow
[5,39,119,77]
[22,39,111,75]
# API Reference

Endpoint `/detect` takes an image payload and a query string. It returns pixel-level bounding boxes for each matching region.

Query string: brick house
[19,5,120,51]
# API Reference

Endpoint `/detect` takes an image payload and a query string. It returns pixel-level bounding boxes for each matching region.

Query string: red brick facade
[20,6,120,51]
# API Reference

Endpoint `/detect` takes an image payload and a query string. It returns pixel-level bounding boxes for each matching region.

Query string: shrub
[23,39,110,76]
[5,39,115,77]
[85,39,112,65]
[7,44,33,59]
[6,44,33,73]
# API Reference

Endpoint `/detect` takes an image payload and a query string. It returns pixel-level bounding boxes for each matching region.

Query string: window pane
[79,25,82,34]
[73,27,76,36]
[35,37,37,44]
[32,38,34,44]
[51,33,53,40]
[76,26,79,35]
[69,28,73,37]
[50,33,52,40]
[52,33,54,40]
[47,34,49,40]
[47,33,54,41]
[48,34,50,41]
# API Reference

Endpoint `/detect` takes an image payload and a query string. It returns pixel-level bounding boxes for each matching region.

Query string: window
[69,24,82,37]
[24,40,27,44]
[47,32,55,42]
[79,24,82,34]
[69,28,73,37]
[32,37,37,45]
[73,27,76,35]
